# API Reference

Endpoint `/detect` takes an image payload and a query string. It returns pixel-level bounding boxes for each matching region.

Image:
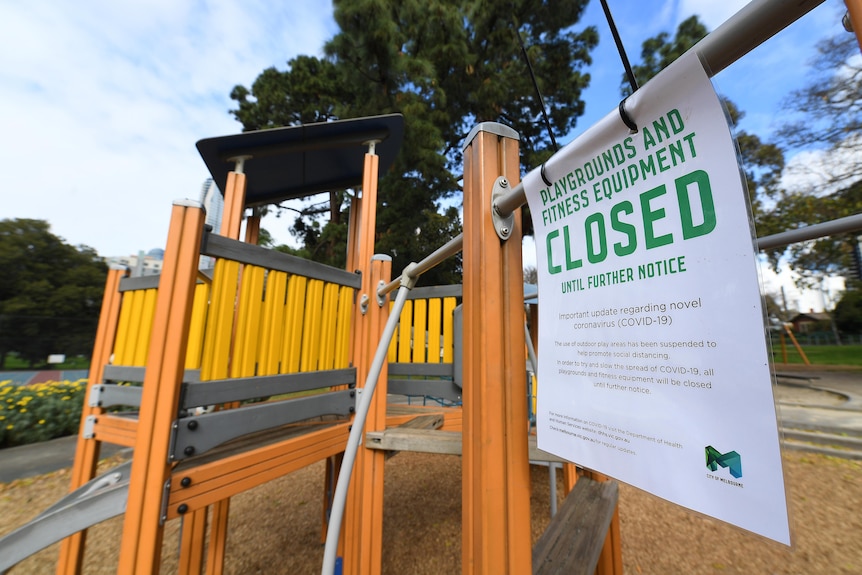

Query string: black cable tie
[540,163,552,187]
[618,97,638,133]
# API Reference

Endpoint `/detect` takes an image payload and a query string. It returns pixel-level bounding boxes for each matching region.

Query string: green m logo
[705,445,742,478]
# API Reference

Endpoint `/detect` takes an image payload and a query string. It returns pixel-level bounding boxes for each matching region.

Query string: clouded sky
[0,1,850,309]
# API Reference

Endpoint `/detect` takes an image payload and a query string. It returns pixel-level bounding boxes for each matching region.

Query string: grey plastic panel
[201,233,361,289]
[387,379,462,403]
[89,384,143,408]
[181,368,356,408]
[171,390,355,460]
[388,363,453,378]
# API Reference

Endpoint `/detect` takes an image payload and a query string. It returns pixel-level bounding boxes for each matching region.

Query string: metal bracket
[168,421,179,462]
[376,280,387,307]
[491,176,516,241]
[360,294,370,315]
[83,415,97,439]
[159,478,172,525]
[88,385,104,407]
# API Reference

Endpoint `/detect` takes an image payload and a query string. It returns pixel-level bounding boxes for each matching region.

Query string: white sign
[524,53,790,545]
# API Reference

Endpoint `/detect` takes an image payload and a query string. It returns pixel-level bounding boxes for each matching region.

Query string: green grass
[1,354,90,371]
[771,344,862,367]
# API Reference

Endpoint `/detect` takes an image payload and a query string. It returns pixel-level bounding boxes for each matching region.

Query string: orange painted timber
[178,507,208,575]
[167,422,352,519]
[57,268,125,575]
[91,414,138,447]
[345,256,391,575]
[847,0,862,52]
[117,202,205,575]
[342,150,388,575]
[205,167,249,575]
[461,124,531,575]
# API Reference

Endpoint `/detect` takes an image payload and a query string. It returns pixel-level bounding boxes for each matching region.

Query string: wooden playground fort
[3,0,862,573]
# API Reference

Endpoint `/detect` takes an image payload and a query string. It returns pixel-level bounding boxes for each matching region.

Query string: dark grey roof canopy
[196,114,404,207]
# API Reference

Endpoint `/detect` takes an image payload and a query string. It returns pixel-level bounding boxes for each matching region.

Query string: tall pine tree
[230,0,597,284]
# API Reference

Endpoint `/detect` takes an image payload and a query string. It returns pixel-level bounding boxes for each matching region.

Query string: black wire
[600,0,639,93]
[513,20,559,152]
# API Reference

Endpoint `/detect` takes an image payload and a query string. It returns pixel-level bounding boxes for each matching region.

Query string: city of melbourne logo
[705,445,742,478]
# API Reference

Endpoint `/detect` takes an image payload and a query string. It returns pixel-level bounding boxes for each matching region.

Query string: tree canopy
[0,219,107,368]
[230,0,598,284]
[623,17,862,295]
[760,34,862,288]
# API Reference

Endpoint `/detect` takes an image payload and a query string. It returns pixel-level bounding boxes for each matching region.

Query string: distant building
[104,250,164,276]
[103,180,223,276]
[199,178,224,269]
[790,310,832,334]
[200,178,224,234]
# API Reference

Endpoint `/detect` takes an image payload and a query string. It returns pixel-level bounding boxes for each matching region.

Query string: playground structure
[3,0,862,573]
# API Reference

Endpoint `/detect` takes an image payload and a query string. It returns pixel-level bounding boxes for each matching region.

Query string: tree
[230,0,598,285]
[777,34,862,188]
[833,288,862,334]
[758,34,862,288]
[0,219,107,367]
[622,16,786,222]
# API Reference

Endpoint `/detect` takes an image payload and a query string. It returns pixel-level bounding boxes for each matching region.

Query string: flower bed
[0,380,87,448]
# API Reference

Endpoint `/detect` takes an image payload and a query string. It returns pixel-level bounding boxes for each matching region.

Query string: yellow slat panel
[232,265,265,378]
[281,275,307,373]
[411,299,427,363]
[112,290,137,366]
[388,300,398,362]
[318,283,340,370]
[300,279,324,372]
[442,297,456,363]
[132,289,158,366]
[334,287,353,369]
[185,282,210,370]
[397,300,413,363]
[259,270,287,376]
[200,259,240,381]
[120,290,146,366]
[427,298,442,364]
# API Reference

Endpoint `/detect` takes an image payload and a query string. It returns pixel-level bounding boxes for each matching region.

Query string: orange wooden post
[343,255,391,575]
[341,148,389,575]
[116,200,206,575]
[203,160,250,575]
[846,0,862,51]
[461,123,531,575]
[56,268,125,575]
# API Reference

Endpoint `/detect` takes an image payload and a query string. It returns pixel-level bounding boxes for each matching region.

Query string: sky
[0,0,852,311]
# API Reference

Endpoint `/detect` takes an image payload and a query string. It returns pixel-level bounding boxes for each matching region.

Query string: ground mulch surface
[1,448,860,574]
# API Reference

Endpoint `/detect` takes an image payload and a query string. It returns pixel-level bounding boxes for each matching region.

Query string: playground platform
[2,369,860,485]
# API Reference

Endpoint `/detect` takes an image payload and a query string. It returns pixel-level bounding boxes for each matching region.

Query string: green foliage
[0,219,107,368]
[834,289,862,335]
[757,34,862,287]
[624,16,785,224]
[230,0,597,285]
[622,16,708,96]
[0,380,87,448]
[777,34,862,187]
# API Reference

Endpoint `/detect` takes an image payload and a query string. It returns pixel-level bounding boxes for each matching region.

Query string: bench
[532,475,619,575]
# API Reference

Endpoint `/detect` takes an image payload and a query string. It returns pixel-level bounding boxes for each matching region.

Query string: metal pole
[756,214,862,251]
[321,282,413,575]
[378,234,464,297]
[494,0,828,219]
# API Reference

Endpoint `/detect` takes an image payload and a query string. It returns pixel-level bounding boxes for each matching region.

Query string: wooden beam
[532,477,620,575]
